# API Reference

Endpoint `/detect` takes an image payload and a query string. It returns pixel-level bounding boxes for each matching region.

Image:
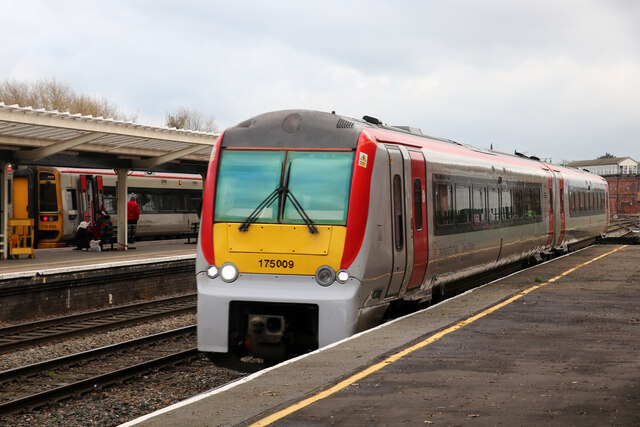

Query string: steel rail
[0,326,198,414]
[0,294,196,352]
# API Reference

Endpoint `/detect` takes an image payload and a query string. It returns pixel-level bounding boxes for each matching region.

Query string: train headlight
[220,262,239,283]
[336,269,350,284]
[206,265,219,279]
[315,265,335,286]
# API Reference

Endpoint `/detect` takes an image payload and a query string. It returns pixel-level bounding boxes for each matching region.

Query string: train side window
[66,189,78,210]
[472,185,487,224]
[523,187,533,219]
[189,192,202,213]
[532,187,541,217]
[455,184,470,224]
[513,187,523,219]
[413,179,423,231]
[175,192,187,212]
[488,187,500,223]
[435,182,454,226]
[140,193,158,213]
[102,187,116,214]
[392,174,404,251]
[501,188,513,221]
[158,192,174,212]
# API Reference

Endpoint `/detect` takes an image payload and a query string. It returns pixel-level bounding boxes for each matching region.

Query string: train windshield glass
[283,151,353,225]
[215,150,354,226]
[39,172,58,212]
[215,150,285,222]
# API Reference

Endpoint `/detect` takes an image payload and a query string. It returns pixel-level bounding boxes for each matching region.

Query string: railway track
[0,293,196,352]
[601,216,640,243]
[0,326,198,415]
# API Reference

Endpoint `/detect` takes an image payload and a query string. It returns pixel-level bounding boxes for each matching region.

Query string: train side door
[96,176,106,212]
[12,176,30,219]
[407,150,428,289]
[11,167,37,220]
[557,175,565,244]
[546,171,556,248]
[386,146,407,296]
[80,175,95,224]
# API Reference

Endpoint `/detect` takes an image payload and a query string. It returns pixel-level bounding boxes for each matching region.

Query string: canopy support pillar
[116,169,129,250]
[0,162,8,259]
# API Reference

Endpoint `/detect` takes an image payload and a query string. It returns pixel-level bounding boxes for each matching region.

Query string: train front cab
[11,167,65,248]
[197,130,375,360]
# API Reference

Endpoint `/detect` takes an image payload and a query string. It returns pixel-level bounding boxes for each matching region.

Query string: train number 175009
[258,259,294,269]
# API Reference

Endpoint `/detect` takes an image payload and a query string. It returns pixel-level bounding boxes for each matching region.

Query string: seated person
[74,210,110,250]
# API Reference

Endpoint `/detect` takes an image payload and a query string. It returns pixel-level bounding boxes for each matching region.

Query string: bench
[183,222,199,244]
[100,222,116,250]
[96,221,139,251]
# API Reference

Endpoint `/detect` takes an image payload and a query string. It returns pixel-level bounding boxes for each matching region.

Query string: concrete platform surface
[126,244,640,426]
[0,239,196,279]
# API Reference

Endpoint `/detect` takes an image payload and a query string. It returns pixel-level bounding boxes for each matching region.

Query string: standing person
[127,194,140,243]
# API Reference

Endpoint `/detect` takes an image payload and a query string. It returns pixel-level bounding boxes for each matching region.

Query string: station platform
[0,239,197,322]
[0,239,196,280]
[128,244,640,426]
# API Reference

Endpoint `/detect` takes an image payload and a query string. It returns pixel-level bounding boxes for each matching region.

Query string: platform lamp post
[116,168,129,250]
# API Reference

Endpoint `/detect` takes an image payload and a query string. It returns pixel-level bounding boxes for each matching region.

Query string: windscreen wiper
[284,189,318,234]
[238,186,284,231]
[238,163,318,234]
[282,163,318,234]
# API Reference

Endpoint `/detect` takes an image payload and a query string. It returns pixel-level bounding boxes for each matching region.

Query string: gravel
[0,313,249,426]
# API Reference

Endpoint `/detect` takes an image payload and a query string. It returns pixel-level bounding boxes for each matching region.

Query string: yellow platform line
[251,245,628,427]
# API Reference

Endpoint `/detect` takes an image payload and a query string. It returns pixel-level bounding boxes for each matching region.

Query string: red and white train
[197,110,608,360]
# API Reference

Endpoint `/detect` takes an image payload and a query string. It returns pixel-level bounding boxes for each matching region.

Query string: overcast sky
[1,0,639,163]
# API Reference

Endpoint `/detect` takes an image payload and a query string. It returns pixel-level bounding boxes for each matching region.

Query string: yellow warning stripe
[251,245,628,426]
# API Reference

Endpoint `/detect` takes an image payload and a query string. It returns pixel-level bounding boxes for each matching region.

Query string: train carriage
[9,166,202,247]
[197,110,608,360]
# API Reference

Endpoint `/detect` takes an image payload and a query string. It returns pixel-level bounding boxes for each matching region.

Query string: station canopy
[0,102,217,174]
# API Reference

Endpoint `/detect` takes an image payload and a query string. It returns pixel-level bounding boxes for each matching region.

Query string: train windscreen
[215,150,354,226]
[39,171,58,212]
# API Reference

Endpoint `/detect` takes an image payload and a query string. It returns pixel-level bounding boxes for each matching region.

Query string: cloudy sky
[1,0,639,163]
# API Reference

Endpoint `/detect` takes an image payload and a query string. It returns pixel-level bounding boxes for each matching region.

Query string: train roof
[221,109,605,183]
[221,109,460,150]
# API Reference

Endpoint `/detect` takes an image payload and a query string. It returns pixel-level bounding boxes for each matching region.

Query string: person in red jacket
[127,195,141,243]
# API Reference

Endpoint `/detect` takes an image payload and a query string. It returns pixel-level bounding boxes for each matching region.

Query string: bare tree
[166,107,218,133]
[0,78,136,121]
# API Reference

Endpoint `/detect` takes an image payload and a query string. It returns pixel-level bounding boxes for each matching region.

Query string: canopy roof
[0,102,217,174]
[567,157,636,167]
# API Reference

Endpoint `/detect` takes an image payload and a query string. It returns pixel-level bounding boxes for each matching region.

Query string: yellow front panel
[227,223,333,255]
[214,223,346,275]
